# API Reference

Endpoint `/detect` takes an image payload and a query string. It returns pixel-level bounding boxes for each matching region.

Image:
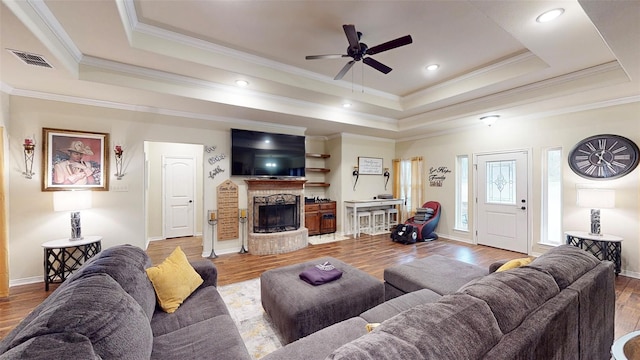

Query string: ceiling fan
[306,24,413,80]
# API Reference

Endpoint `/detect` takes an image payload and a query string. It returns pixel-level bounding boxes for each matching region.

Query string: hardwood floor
[2,234,640,343]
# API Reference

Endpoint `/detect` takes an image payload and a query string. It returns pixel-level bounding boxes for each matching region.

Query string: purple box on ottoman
[260,257,384,344]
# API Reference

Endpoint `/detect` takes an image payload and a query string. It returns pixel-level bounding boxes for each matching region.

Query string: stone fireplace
[245,179,308,255]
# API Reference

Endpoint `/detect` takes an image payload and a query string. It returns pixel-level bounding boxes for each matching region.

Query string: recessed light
[342,103,352,108]
[480,115,500,126]
[235,80,249,87]
[536,8,564,23]
[426,64,439,71]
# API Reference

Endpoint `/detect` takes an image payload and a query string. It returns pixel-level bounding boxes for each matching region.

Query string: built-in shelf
[306,168,331,173]
[306,182,330,187]
[306,153,331,189]
[306,153,330,159]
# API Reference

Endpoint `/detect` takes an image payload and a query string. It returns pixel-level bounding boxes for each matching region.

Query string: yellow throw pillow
[496,257,533,272]
[145,246,203,313]
[366,323,381,333]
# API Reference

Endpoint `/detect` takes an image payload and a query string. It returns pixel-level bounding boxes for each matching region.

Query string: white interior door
[476,151,529,253]
[163,156,195,239]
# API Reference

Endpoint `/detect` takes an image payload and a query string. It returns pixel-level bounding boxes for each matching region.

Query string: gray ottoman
[261,257,384,344]
[384,254,489,300]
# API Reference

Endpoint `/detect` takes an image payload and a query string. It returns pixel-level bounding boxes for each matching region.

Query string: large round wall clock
[568,134,639,180]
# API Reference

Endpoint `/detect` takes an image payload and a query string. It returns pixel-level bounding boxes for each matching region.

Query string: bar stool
[356,211,372,237]
[386,208,399,231]
[372,209,387,234]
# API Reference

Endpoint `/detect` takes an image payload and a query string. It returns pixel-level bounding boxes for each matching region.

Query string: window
[455,155,469,231]
[542,148,562,245]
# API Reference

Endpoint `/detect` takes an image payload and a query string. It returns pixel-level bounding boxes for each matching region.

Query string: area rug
[218,278,283,359]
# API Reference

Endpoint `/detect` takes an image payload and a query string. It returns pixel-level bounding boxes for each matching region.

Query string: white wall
[145,141,204,241]
[6,96,233,283]
[336,134,396,233]
[396,102,640,276]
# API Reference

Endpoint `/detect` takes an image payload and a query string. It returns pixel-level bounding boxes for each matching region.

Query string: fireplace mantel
[245,179,307,190]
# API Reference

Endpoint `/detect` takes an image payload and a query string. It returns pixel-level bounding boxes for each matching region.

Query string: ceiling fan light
[235,80,249,87]
[480,115,500,126]
[342,102,352,108]
[536,8,564,23]
[426,64,439,71]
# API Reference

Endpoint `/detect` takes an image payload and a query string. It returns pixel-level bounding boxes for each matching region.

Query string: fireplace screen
[253,194,300,233]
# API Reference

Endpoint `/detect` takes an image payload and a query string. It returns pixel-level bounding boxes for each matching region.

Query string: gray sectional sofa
[0,245,251,360]
[264,245,615,360]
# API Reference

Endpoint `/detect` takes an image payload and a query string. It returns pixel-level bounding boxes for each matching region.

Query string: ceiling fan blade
[366,35,413,56]
[306,54,349,60]
[334,60,355,80]
[363,57,392,74]
[343,24,361,52]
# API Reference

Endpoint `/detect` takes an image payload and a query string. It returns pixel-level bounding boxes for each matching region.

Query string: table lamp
[576,188,615,236]
[53,191,92,240]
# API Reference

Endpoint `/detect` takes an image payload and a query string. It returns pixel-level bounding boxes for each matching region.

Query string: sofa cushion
[0,333,99,360]
[262,317,369,360]
[146,246,204,313]
[458,267,560,333]
[527,245,600,289]
[65,244,157,319]
[328,294,503,360]
[359,288,441,323]
[151,314,251,360]
[383,255,488,296]
[150,286,230,336]
[0,273,152,359]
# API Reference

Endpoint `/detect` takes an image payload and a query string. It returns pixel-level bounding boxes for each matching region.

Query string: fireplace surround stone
[245,179,308,255]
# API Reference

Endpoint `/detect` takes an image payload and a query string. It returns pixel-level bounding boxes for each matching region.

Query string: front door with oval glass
[476,151,529,254]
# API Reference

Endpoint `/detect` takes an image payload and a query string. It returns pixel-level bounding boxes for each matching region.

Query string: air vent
[8,49,53,68]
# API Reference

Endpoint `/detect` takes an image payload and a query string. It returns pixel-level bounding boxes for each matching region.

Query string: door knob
[521,206,526,210]
[188,200,193,203]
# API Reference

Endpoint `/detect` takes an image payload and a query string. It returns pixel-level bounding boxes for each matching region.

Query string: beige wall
[4,94,640,284]
[6,96,233,284]
[396,102,640,276]
[145,141,204,241]
[335,134,396,233]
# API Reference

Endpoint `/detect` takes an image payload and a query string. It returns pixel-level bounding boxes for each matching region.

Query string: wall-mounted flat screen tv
[231,129,306,177]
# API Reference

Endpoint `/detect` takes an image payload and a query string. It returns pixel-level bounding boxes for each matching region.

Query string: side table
[565,231,622,275]
[42,235,102,291]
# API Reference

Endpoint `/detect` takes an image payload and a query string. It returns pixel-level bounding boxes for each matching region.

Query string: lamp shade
[53,191,92,212]
[576,188,615,209]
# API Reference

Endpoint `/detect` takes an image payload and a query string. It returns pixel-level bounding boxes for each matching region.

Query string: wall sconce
[352,166,359,191]
[383,168,390,190]
[114,145,124,180]
[23,137,36,179]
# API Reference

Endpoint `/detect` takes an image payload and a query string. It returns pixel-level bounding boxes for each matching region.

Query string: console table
[565,231,622,275]
[344,199,403,237]
[42,235,102,291]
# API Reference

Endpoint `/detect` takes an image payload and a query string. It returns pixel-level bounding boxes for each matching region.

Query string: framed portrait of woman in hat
[42,128,109,191]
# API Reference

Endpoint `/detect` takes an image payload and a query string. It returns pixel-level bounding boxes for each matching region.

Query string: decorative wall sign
[429,166,451,187]
[216,179,239,241]
[205,144,226,180]
[42,128,109,191]
[358,157,383,175]
[208,153,226,165]
[209,165,225,179]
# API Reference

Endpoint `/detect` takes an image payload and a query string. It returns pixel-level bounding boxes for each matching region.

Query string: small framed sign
[358,157,383,175]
